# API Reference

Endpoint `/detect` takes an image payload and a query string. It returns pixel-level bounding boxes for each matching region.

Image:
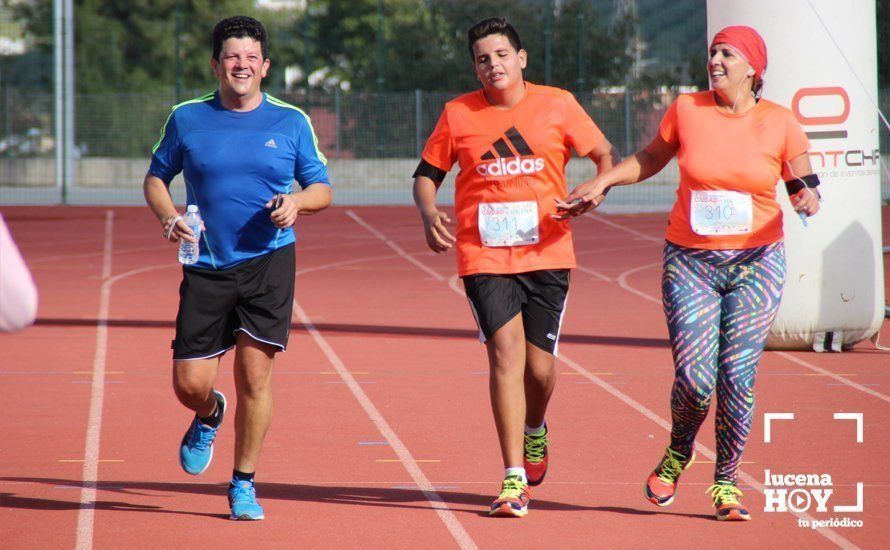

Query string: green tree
[11,0,259,95]
[302,0,455,92]
[296,0,630,94]
[9,0,266,155]
[548,0,632,92]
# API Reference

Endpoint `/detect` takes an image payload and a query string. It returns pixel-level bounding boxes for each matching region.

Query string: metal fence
[0,86,660,204]
[1,86,889,207]
[0,0,888,207]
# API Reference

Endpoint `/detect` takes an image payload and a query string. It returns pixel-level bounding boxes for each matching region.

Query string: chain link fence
[0,86,692,206]
[0,0,888,207]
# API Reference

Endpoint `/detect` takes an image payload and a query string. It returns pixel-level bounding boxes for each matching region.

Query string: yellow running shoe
[490,475,531,518]
[706,481,751,521]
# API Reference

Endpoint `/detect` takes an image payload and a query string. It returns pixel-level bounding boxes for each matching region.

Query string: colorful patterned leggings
[662,240,785,483]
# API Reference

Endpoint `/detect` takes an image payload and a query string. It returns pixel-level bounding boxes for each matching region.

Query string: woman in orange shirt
[559,26,821,521]
[412,17,616,517]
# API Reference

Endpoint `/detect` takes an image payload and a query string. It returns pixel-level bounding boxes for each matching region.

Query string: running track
[1,206,888,549]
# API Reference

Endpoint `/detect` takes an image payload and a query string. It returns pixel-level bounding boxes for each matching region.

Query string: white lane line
[292,299,476,550]
[573,243,655,284]
[29,245,164,265]
[448,274,463,296]
[296,253,403,276]
[584,212,662,243]
[75,210,113,550]
[70,249,426,548]
[776,351,890,403]
[346,210,445,282]
[30,240,375,266]
[576,243,654,256]
[73,250,433,545]
[616,262,661,302]
[556,355,856,549]
[352,212,857,549]
[587,212,888,404]
[72,256,190,550]
[575,265,613,283]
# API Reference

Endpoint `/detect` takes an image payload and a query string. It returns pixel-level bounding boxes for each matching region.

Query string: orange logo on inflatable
[791,87,850,126]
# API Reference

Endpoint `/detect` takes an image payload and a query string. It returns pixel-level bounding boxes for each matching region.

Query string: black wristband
[413,159,447,184]
[784,173,821,196]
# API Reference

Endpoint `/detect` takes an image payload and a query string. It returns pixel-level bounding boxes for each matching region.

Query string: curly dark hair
[212,16,268,60]
[752,76,764,99]
[466,17,522,60]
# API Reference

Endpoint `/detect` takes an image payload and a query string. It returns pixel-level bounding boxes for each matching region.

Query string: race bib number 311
[478,201,540,247]
[690,190,753,236]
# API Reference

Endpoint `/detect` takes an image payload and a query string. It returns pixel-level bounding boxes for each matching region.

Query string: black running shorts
[462,269,570,356]
[172,244,295,360]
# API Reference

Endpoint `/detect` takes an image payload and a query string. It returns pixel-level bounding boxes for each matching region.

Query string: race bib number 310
[690,190,753,236]
[478,201,540,247]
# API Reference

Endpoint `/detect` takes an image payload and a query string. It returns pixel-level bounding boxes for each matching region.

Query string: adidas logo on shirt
[476,126,545,177]
[265,138,278,149]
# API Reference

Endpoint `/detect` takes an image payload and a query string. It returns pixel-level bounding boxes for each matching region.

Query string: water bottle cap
[186,205,198,213]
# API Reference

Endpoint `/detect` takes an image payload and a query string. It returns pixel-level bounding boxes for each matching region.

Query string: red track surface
[1,205,888,549]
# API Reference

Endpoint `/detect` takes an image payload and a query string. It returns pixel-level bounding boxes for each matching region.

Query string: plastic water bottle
[177,205,202,265]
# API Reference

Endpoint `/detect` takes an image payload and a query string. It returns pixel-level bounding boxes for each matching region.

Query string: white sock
[524,422,546,436]
[505,467,527,483]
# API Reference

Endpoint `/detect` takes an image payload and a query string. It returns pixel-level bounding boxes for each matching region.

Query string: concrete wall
[0,156,680,191]
[3,156,888,208]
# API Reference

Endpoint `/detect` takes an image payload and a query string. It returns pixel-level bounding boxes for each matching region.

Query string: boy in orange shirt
[559,26,821,521]
[412,16,617,517]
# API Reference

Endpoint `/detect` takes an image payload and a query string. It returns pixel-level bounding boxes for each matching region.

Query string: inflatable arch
[707,0,885,350]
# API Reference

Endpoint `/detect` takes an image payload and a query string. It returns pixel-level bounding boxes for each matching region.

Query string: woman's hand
[791,187,820,218]
[552,178,609,220]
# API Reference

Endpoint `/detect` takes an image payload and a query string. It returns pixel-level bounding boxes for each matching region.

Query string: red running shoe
[523,424,549,486]
[645,447,695,506]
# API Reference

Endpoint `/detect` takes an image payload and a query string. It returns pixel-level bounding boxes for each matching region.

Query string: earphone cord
[731,77,744,112]
[731,67,754,113]
[785,160,821,204]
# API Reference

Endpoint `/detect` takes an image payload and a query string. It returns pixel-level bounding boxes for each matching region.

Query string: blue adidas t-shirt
[150,91,330,270]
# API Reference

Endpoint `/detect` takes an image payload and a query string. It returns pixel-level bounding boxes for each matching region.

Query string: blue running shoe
[179,390,226,475]
[228,480,265,520]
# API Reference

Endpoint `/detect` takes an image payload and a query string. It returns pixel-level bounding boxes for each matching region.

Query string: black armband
[784,173,821,196]
[413,159,447,184]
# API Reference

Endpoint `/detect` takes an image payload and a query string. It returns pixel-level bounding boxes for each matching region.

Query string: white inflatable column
[707,0,884,350]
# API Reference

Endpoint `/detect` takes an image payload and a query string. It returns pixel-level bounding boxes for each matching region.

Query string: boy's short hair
[212,16,268,60]
[467,17,522,59]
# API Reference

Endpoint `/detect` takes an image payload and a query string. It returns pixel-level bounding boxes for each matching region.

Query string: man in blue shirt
[143,15,332,520]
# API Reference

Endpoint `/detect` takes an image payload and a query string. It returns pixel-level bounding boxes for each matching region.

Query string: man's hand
[267,193,299,228]
[161,213,200,243]
[420,209,456,253]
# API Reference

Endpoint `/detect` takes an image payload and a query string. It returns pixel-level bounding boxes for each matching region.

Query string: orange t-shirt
[422,82,605,276]
[659,91,810,249]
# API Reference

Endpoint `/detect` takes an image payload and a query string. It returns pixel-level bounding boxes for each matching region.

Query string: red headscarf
[710,25,767,80]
